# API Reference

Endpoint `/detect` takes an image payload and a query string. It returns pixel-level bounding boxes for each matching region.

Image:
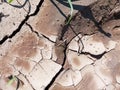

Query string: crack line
[45,25,68,89]
[0,0,44,45]
[26,22,55,44]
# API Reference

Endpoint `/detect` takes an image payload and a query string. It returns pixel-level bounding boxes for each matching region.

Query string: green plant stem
[66,0,73,24]
[7,0,14,4]
[7,76,16,85]
[66,15,72,25]
[68,0,73,16]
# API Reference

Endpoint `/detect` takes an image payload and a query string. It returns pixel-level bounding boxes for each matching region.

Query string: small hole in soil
[8,75,13,80]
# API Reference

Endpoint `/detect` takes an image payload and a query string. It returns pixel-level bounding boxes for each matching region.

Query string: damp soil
[55,0,120,65]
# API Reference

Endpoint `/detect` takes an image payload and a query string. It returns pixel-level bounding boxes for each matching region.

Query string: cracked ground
[0,0,120,90]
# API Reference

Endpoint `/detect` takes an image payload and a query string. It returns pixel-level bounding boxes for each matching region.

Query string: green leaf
[7,76,16,85]
[7,0,14,4]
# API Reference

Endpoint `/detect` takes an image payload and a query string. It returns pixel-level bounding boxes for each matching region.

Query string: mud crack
[26,22,55,43]
[0,0,44,45]
[45,0,120,89]
[45,24,68,89]
[20,72,36,90]
[45,47,67,90]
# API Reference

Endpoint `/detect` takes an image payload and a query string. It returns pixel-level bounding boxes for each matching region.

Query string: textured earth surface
[0,0,120,90]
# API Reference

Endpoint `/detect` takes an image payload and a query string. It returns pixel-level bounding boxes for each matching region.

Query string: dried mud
[1,0,120,90]
[55,0,120,64]
[53,0,120,89]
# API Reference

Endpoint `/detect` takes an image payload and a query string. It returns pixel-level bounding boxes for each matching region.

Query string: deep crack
[0,0,44,45]
[45,52,67,90]
[81,51,107,59]
[45,67,64,90]
[0,14,29,44]
[29,0,44,16]
[45,34,68,90]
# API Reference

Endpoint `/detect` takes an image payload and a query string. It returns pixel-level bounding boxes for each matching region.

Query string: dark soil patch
[55,0,120,64]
